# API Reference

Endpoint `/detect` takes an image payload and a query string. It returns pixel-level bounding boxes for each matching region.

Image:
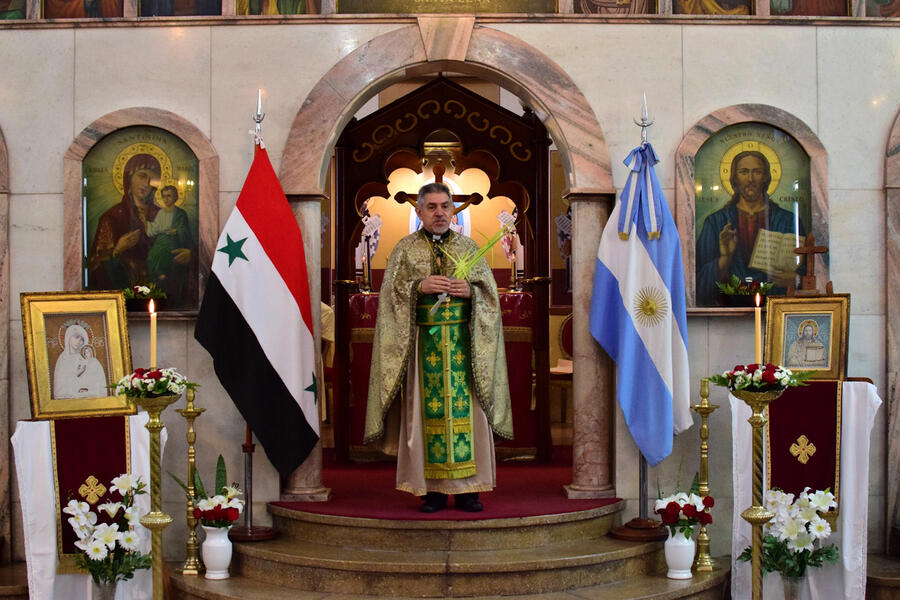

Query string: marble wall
[1,18,897,561]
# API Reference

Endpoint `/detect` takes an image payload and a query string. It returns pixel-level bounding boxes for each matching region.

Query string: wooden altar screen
[332,77,553,462]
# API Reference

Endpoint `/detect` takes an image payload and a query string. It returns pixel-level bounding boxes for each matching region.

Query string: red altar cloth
[766,380,841,503]
[347,292,537,452]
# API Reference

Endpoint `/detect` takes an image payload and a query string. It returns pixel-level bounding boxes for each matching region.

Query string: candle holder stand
[175,388,205,575]
[733,387,784,600]
[134,393,179,600]
[692,378,719,572]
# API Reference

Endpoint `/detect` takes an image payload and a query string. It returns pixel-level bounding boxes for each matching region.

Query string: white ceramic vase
[664,529,695,579]
[201,525,233,580]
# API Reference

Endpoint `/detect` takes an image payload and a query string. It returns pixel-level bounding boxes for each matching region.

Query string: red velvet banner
[52,416,130,562]
[766,380,840,505]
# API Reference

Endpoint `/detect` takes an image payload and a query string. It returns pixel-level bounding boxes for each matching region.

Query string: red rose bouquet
[708,363,811,393]
[654,492,715,538]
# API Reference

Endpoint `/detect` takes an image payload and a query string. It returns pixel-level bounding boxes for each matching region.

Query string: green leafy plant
[715,274,774,296]
[170,455,243,528]
[123,284,166,300]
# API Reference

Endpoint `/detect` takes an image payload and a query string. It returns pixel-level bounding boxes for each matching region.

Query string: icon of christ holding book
[696,150,806,305]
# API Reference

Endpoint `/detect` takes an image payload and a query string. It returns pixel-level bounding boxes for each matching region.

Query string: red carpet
[272,447,620,520]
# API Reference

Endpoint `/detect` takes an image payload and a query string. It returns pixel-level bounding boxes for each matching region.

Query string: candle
[754,293,762,364]
[257,88,262,117]
[149,299,157,369]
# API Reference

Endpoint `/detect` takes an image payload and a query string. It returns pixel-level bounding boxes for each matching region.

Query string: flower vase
[201,525,233,579]
[92,580,117,600]
[782,575,806,600]
[664,529,695,579]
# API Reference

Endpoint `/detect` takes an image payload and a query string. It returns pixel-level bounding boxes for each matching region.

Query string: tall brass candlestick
[692,378,719,572]
[175,388,205,575]
[733,388,783,600]
[135,394,179,600]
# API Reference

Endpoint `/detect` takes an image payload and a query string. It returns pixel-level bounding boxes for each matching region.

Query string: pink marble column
[564,192,617,499]
[0,129,9,561]
[281,194,331,502]
[884,111,900,552]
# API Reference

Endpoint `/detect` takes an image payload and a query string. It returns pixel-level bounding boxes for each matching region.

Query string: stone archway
[885,107,900,553]
[279,16,617,500]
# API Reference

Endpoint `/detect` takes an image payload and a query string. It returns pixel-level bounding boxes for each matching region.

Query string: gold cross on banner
[79,475,107,504]
[789,435,817,464]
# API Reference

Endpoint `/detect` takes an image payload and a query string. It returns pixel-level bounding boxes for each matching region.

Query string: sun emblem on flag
[633,287,668,327]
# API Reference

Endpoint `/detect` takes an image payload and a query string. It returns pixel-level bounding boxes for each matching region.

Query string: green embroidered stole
[416,295,476,480]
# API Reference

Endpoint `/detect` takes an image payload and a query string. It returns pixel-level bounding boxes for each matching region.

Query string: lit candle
[754,292,762,364]
[257,88,262,117]
[149,299,157,370]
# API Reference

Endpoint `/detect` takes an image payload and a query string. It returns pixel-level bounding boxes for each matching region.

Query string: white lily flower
[93,523,120,549]
[197,498,215,511]
[124,505,139,522]
[809,489,836,511]
[111,473,136,495]
[778,517,803,542]
[223,485,242,500]
[788,530,815,552]
[98,502,123,519]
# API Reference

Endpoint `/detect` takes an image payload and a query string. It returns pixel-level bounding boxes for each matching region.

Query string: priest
[365,182,513,513]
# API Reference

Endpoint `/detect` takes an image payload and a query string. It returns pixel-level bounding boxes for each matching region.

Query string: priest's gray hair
[417,182,452,207]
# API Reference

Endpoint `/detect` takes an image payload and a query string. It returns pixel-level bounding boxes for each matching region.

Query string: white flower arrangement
[114,367,194,398]
[739,487,839,577]
[63,474,151,584]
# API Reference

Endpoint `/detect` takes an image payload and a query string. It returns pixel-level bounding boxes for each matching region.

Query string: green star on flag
[217,234,249,266]
[304,373,317,401]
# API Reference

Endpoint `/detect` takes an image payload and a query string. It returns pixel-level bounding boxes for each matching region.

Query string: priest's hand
[448,278,471,298]
[419,275,452,294]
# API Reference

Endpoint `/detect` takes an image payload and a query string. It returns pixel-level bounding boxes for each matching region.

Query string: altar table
[730,381,881,599]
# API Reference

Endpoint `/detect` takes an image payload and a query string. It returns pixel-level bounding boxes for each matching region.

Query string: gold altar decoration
[733,387,785,600]
[134,393,180,600]
[692,378,719,572]
[175,388,205,575]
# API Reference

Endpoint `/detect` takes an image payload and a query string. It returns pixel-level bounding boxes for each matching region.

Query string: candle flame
[755,293,761,308]
[149,299,155,313]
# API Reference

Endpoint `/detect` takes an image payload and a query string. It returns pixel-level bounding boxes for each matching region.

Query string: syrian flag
[195,143,318,477]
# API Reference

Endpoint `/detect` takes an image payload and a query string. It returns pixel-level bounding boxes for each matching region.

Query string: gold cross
[442,305,454,320]
[426,352,440,367]
[789,435,817,464]
[454,397,467,412]
[79,475,107,504]
[453,349,466,365]
[428,397,442,415]
[430,438,446,460]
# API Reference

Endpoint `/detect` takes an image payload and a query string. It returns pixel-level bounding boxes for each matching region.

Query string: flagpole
[230,88,277,543]
[609,94,667,542]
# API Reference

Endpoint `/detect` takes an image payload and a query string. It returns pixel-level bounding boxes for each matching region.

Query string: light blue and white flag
[589,142,692,466]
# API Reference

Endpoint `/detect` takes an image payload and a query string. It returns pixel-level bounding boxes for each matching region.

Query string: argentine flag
[589,142,692,465]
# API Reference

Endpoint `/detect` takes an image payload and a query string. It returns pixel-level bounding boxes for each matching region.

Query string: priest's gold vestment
[365,230,513,495]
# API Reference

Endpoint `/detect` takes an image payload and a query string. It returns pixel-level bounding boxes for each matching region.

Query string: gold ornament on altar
[78,476,108,504]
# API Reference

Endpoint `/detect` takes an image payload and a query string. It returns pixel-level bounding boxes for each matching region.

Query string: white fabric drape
[730,381,881,599]
[12,413,166,600]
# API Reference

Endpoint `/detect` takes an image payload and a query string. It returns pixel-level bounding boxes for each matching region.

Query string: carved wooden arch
[62,107,219,313]
[674,104,829,307]
[884,106,900,553]
[278,19,614,198]
[332,76,554,461]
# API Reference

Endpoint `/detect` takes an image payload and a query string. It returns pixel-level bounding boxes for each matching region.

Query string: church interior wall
[2,19,895,561]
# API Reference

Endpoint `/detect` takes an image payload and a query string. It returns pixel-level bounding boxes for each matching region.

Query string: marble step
[169,564,730,600]
[269,501,623,552]
[229,535,665,596]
